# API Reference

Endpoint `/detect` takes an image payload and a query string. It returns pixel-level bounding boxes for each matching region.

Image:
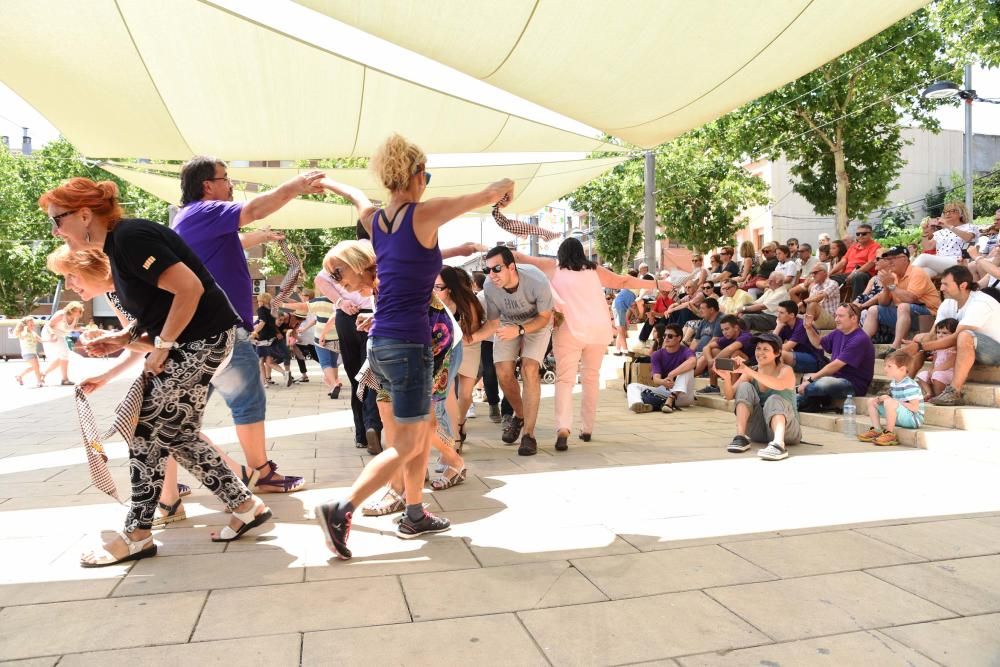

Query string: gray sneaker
[929,385,964,406]
[758,442,788,461]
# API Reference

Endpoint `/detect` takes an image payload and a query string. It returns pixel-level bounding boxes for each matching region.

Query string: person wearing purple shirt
[626,323,697,413]
[796,302,876,411]
[170,156,324,498]
[694,314,755,394]
[774,300,827,373]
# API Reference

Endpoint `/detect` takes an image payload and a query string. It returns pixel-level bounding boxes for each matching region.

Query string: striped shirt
[308,297,338,343]
[810,278,841,317]
[889,376,925,424]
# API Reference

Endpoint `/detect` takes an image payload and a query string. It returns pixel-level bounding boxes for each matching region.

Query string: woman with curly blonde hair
[313,134,514,558]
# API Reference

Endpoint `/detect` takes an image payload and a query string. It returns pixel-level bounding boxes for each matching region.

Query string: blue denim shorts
[971,331,1000,365]
[877,303,931,330]
[210,330,267,425]
[313,344,340,370]
[368,336,433,423]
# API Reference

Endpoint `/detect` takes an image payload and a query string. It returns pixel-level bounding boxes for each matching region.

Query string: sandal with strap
[362,487,405,516]
[152,499,186,528]
[211,496,273,542]
[80,531,157,568]
[253,460,306,493]
[430,466,467,491]
[458,421,467,445]
[177,483,191,498]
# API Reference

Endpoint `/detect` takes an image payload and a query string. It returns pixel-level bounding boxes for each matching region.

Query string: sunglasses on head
[486,264,507,274]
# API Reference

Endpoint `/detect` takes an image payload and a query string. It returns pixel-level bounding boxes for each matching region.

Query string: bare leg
[930,379,946,397]
[456,374,476,425]
[496,361,523,418]
[892,303,911,349]
[862,305,879,338]
[867,398,882,430]
[952,331,977,392]
[882,397,899,431]
[769,414,786,443]
[521,359,542,435]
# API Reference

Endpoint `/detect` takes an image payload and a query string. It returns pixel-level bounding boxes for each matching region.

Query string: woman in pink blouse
[514,238,659,450]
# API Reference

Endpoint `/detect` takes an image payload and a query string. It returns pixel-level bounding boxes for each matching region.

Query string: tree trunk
[833,129,850,239]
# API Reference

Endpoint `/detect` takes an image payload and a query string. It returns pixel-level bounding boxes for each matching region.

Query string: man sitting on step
[626,323,697,414]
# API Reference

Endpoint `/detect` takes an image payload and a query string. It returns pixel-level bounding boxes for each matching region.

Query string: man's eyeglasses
[49,210,75,229]
[331,267,343,283]
[208,176,232,183]
[485,264,507,274]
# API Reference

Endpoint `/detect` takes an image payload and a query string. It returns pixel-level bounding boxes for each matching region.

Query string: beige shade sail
[107,155,630,214]
[0,0,622,160]
[101,164,358,229]
[299,0,929,147]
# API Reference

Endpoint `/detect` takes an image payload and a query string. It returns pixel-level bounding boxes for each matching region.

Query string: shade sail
[0,0,622,159]
[101,165,358,229]
[299,0,928,147]
[107,155,629,214]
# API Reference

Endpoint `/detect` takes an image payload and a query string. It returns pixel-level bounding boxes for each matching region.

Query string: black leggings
[335,309,382,442]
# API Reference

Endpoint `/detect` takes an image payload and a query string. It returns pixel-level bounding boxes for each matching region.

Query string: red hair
[38,177,123,225]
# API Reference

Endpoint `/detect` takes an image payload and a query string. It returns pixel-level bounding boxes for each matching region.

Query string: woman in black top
[251,292,287,385]
[41,178,272,568]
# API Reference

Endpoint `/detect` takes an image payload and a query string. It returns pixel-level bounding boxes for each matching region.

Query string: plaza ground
[0,350,998,665]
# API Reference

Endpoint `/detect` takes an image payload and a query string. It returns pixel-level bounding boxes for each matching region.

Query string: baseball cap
[750,332,783,351]
[882,245,910,258]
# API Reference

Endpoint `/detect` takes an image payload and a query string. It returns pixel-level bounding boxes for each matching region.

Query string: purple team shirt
[651,346,695,378]
[781,318,827,364]
[714,331,755,357]
[821,327,875,395]
[171,200,254,330]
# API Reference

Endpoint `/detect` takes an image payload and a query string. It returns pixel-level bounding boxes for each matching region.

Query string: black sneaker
[698,385,721,394]
[727,435,751,453]
[489,404,501,423]
[315,501,352,560]
[519,433,538,456]
[396,511,451,539]
[286,373,294,387]
[502,416,524,444]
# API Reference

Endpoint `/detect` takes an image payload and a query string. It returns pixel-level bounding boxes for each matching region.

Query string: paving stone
[570,545,775,599]
[677,630,935,666]
[401,560,606,620]
[306,536,479,581]
[519,591,768,665]
[869,555,1000,615]
[721,530,925,578]
[193,577,409,640]
[0,658,60,667]
[112,550,304,597]
[858,517,1000,560]
[302,613,547,666]
[467,524,638,567]
[882,613,1000,666]
[57,634,301,667]
[706,571,954,641]
[0,592,205,661]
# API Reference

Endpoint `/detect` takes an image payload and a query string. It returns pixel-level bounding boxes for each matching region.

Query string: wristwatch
[887,284,896,292]
[154,336,177,349]
[518,325,526,336]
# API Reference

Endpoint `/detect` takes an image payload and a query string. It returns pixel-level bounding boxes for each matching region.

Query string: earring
[85,230,91,243]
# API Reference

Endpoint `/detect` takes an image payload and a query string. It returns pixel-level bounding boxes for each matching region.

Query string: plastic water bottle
[841,394,857,437]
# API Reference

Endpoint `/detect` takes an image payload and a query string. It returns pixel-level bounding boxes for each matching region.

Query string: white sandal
[362,487,405,516]
[80,531,157,568]
[211,496,273,542]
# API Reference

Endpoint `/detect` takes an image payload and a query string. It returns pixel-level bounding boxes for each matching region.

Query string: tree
[0,138,168,317]
[931,0,1000,68]
[729,8,956,238]
[568,125,770,267]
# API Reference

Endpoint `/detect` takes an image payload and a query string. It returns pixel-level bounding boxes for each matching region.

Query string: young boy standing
[859,351,924,446]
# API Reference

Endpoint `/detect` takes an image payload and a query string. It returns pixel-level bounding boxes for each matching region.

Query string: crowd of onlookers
[623,203,1000,460]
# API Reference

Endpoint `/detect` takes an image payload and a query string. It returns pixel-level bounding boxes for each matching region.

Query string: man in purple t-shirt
[796,302,875,411]
[695,314,755,394]
[626,323,697,413]
[171,156,324,495]
[774,299,827,373]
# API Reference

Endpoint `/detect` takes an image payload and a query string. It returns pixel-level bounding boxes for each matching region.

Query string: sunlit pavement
[1,351,999,665]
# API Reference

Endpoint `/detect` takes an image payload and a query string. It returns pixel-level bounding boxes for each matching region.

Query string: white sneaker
[466,404,477,419]
[758,442,788,461]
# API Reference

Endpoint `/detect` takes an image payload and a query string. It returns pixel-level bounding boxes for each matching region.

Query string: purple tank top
[370,203,442,345]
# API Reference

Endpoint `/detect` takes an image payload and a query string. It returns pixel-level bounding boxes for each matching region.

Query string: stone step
[872,358,1000,384]
[868,377,1000,408]
[851,396,1000,431]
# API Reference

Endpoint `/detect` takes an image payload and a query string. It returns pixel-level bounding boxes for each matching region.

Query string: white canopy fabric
[101,164,358,229]
[0,0,622,160]
[108,156,630,214]
[299,0,929,148]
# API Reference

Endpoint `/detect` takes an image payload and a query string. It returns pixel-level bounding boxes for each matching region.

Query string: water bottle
[841,394,857,437]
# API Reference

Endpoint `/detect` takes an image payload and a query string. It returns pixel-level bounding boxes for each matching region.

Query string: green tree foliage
[0,138,168,317]
[730,8,956,239]
[931,0,1000,68]
[569,126,769,267]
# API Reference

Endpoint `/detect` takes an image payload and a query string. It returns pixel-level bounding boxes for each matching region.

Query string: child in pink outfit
[916,318,958,400]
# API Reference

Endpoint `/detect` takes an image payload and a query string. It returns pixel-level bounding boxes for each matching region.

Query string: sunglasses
[485,264,507,274]
[663,333,679,340]
[331,267,343,283]
[856,231,870,237]
[433,283,446,291]
[49,210,75,229]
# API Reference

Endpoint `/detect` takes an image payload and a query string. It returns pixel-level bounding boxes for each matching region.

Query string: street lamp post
[922,65,1000,216]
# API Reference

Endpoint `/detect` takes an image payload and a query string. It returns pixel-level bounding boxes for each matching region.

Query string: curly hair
[46,246,112,285]
[38,177,124,228]
[370,133,426,193]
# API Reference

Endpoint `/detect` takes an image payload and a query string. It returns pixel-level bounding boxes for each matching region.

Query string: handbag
[640,388,667,411]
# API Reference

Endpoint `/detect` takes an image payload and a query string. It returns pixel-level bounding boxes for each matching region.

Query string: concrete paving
[1,351,999,665]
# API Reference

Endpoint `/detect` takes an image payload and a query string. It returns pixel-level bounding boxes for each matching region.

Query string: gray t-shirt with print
[484,264,554,326]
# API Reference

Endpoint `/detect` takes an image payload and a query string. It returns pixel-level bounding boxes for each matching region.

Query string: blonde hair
[942,201,971,224]
[257,292,273,306]
[324,240,376,276]
[370,133,426,193]
[47,246,112,286]
[739,240,756,259]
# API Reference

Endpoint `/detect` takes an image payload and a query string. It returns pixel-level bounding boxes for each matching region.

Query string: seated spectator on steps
[796,302,876,412]
[912,202,979,278]
[901,265,1000,406]
[680,297,721,351]
[738,271,790,331]
[915,318,958,401]
[627,323,697,414]
[796,243,817,281]
[862,246,940,357]
[717,332,801,461]
[775,300,828,373]
[719,279,754,315]
[773,245,799,285]
[695,314,755,394]
[666,280,713,327]
[802,263,841,329]
[638,282,674,343]
[858,350,925,447]
[830,224,881,300]
[713,247,740,282]
[750,243,780,291]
